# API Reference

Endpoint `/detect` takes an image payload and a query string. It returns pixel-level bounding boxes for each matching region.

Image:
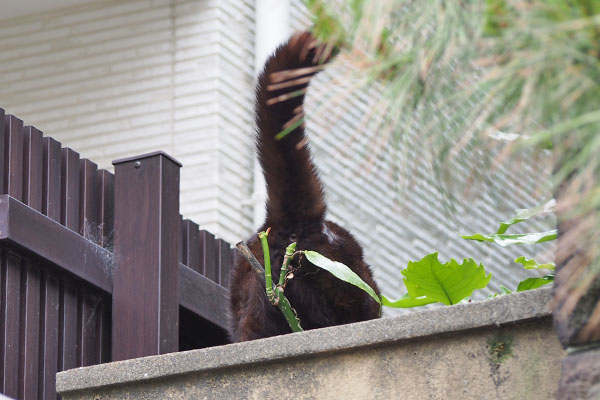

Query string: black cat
[229,32,380,342]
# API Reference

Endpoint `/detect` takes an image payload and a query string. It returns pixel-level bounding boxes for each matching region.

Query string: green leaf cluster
[306,250,492,309]
[400,253,491,306]
[462,202,557,293]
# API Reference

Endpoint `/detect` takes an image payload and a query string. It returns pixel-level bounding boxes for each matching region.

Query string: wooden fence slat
[40,137,62,399]
[43,137,62,222]
[58,283,78,372]
[4,115,24,201]
[201,230,219,283]
[0,109,5,196]
[78,159,101,368]
[219,239,232,288]
[182,220,200,272]
[19,264,41,400]
[80,159,98,239]
[97,170,114,249]
[1,114,24,398]
[61,148,80,231]
[20,126,44,400]
[112,151,181,361]
[23,126,44,212]
[58,148,81,375]
[96,299,110,364]
[38,274,59,400]
[78,294,99,367]
[1,252,22,398]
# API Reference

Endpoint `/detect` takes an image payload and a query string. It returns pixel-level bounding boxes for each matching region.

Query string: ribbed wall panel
[0,0,255,244]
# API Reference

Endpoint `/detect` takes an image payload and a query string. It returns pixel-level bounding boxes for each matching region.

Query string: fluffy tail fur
[255,32,335,227]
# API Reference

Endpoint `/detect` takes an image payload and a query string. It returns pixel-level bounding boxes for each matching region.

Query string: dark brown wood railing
[0,108,234,399]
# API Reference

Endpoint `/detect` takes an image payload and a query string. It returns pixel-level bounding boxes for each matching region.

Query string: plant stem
[257,230,303,332]
[258,229,275,303]
[278,242,297,287]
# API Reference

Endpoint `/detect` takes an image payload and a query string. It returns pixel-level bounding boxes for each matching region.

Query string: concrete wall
[57,288,564,399]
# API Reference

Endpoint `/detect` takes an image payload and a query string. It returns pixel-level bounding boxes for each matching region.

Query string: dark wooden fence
[0,108,234,399]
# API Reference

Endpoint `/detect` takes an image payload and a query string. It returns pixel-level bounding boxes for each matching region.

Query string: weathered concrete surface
[558,348,600,400]
[57,287,563,399]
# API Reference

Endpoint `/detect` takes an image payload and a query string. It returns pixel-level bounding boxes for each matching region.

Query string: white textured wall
[0,0,256,244]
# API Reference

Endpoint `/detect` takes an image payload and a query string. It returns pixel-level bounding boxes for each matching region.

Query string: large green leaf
[514,256,555,270]
[496,200,555,234]
[401,253,492,305]
[516,275,554,292]
[380,294,437,308]
[304,251,381,306]
[461,230,557,246]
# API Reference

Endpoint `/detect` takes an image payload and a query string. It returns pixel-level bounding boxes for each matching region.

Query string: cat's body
[229,32,380,342]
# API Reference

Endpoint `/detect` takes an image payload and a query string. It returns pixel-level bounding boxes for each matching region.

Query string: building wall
[0,0,256,244]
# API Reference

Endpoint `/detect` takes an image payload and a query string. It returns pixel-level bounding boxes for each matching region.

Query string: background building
[0,0,554,309]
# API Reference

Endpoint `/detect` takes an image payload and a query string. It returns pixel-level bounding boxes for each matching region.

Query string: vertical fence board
[4,115,24,200]
[96,300,111,364]
[219,240,232,288]
[80,160,98,239]
[1,252,22,398]
[97,170,114,249]
[201,230,219,283]
[58,283,78,372]
[39,137,62,399]
[19,264,40,400]
[59,148,81,375]
[43,138,62,222]
[79,159,101,368]
[1,115,24,397]
[61,148,80,231]
[23,126,44,212]
[78,295,99,367]
[112,152,181,361]
[20,125,44,400]
[0,109,5,196]
[38,273,59,400]
[182,220,200,272]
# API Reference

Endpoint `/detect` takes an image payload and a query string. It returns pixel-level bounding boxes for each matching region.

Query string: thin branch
[235,241,265,283]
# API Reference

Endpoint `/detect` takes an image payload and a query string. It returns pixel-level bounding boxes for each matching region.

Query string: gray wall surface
[57,288,563,400]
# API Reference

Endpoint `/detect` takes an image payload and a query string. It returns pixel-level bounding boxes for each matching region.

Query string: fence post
[111,151,182,361]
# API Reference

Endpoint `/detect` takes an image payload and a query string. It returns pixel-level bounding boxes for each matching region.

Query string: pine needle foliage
[304,0,600,329]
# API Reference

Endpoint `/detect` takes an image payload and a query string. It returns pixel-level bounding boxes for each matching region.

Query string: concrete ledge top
[57,287,552,395]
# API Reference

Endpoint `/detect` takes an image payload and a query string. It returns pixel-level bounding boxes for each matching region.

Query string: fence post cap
[112,151,182,167]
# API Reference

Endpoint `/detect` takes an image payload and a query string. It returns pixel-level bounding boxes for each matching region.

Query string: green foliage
[304,250,381,307]
[304,250,491,310]
[305,0,600,294]
[461,230,557,246]
[517,276,554,292]
[495,200,555,234]
[514,256,555,271]
[380,293,436,308]
[401,253,492,306]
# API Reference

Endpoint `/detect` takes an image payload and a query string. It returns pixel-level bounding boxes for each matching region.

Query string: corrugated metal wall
[0,0,255,245]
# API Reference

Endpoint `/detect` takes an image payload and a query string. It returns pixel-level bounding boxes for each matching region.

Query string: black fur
[229,32,380,342]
